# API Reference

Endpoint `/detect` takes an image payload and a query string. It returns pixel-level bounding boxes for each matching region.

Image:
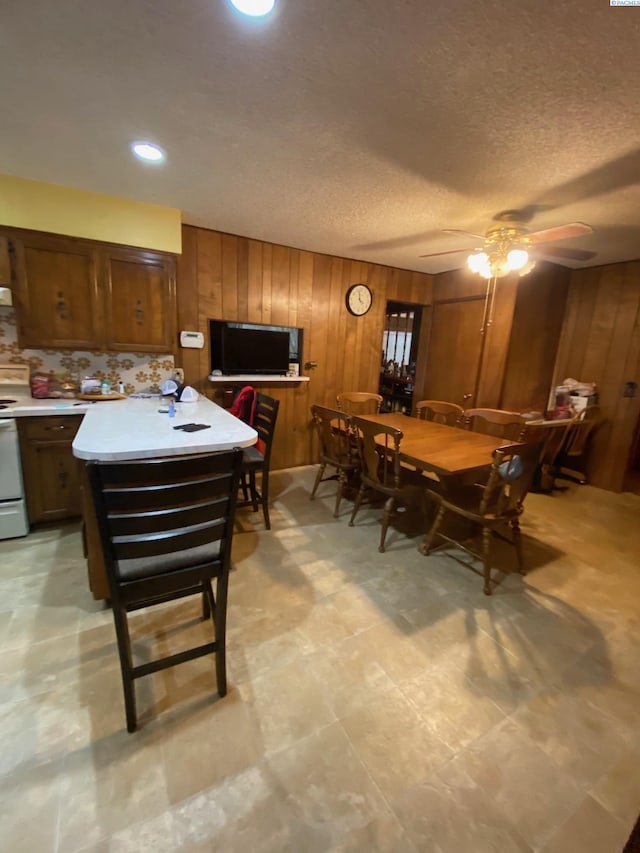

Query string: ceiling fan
[419,210,596,279]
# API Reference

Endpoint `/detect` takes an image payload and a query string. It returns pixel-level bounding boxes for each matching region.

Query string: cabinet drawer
[20,415,83,441]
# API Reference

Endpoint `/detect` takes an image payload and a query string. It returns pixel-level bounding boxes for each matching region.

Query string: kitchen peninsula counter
[73,395,257,599]
[72,395,257,461]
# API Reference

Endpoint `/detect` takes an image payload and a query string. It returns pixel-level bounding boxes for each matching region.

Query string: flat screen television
[211,324,289,375]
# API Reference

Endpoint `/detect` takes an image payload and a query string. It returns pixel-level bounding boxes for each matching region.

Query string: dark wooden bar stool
[88,449,243,732]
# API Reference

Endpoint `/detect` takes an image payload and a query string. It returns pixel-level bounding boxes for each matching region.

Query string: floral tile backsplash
[0,307,177,394]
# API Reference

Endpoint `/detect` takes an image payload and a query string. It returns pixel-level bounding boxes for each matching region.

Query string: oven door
[0,418,25,501]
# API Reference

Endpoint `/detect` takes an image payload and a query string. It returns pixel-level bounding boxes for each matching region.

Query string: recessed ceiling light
[230,0,275,17]
[131,141,165,163]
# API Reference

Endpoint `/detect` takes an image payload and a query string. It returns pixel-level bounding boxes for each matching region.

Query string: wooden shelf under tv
[207,374,310,383]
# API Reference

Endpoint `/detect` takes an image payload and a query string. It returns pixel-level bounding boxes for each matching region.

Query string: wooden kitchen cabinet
[0,235,11,286]
[4,227,176,353]
[11,232,103,350]
[18,416,83,524]
[103,247,176,352]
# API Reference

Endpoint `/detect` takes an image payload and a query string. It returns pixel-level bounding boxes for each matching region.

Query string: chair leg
[348,484,366,527]
[112,602,137,733]
[379,496,395,553]
[249,471,260,512]
[482,526,492,595]
[211,576,228,698]
[419,504,445,555]
[310,463,326,500]
[259,469,272,529]
[511,518,525,575]
[334,469,346,517]
[202,585,211,620]
[241,472,250,502]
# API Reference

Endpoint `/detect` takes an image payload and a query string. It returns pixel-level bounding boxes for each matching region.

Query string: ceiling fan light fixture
[506,248,529,271]
[518,258,537,277]
[467,252,489,274]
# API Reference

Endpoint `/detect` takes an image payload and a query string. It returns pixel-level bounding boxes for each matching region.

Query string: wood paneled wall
[553,260,640,491]
[177,223,640,491]
[429,264,568,411]
[176,225,433,470]
[501,263,570,412]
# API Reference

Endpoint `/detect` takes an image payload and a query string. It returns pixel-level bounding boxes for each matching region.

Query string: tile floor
[1,465,639,852]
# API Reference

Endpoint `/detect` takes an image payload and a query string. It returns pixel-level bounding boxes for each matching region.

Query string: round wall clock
[346,283,373,316]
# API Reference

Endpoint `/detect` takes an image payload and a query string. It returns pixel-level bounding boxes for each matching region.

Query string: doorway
[379,302,422,413]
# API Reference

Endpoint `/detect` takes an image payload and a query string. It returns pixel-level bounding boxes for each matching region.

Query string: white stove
[0,364,30,539]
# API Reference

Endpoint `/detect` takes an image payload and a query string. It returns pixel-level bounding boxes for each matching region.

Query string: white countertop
[0,397,93,417]
[72,396,257,461]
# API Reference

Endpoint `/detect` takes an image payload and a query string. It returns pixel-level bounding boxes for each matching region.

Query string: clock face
[346,283,373,316]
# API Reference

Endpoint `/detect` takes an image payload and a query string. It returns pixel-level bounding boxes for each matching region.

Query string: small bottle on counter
[117,381,125,395]
[101,379,112,395]
[168,400,176,417]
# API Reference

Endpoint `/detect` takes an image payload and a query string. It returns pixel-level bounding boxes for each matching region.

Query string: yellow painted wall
[0,173,182,253]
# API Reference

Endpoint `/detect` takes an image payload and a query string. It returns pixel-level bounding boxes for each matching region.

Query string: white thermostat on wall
[179,330,205,349]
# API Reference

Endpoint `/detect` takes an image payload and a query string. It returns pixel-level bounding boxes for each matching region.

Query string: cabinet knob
[463,393,472,401]
[46,424,68,431]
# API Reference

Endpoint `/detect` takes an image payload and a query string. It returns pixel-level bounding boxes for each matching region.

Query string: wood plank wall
[176,225,433,470]
[501,263,570,413]
[177,223,640,491]
[553,260,640,491]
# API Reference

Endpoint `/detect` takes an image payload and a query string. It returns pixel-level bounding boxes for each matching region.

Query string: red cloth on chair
[228,386,263,452]
[229,385,257,424]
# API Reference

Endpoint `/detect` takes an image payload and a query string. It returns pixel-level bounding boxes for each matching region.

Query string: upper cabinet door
[0,235,11,286]
[12,233,103,350]
[103,248,176,353]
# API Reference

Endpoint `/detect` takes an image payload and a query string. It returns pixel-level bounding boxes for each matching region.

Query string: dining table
[359,412,523,481]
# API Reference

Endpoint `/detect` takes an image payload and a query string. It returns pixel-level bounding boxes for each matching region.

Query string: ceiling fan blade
[537,246,597,261]
[529,222,593,244]
[418,247,474,259]
[442,228,486,240]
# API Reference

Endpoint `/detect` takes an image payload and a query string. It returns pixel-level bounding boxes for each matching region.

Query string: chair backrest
[351,415,403,494]
[520,417,576,467]
[415,400,464,426]
[87,450,244,591]
[463,407,525,441]
[336,391,383,416]
[478,441,542,517]
[562,405,602,456]
[253,392,280,462]
[310,404,353,465]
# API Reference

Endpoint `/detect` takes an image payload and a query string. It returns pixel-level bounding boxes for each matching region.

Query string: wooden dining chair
[415,400,464,426]
[554,404,603,485]
[87,449,244,732]
[519,417,576,491]
[463,407,525,441]
[336,391,383,416]
[420,441,542,594]
[237,392,280,529]
[349,415,433,552]
[309,405,359,517]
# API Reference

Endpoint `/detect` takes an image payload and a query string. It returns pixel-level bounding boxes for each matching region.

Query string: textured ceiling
[1,0,640,273]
